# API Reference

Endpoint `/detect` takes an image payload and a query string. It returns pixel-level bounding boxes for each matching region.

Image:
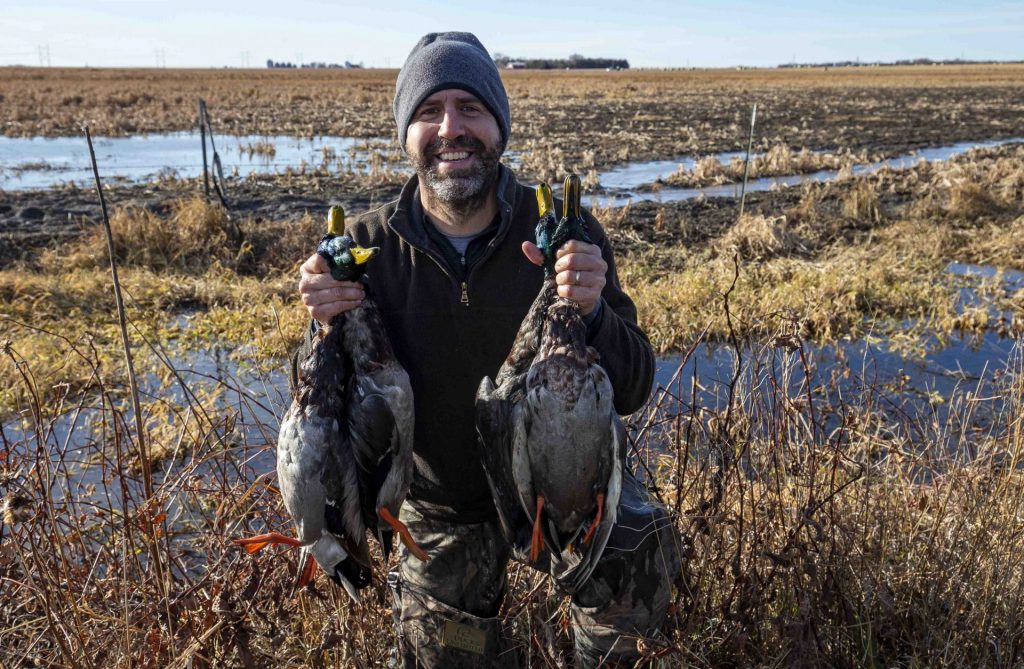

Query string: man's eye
[417,106,440,118]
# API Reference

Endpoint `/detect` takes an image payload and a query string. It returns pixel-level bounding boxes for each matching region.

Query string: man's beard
[411,136,501,214]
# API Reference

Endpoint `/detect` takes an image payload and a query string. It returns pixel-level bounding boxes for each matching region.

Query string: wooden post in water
[738,103,758,220]
[199,98,210,198]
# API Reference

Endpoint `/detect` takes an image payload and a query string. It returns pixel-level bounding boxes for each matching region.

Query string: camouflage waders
[389,472,680,667]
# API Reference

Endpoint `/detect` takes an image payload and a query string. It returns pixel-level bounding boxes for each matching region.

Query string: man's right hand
[299,253,365,323]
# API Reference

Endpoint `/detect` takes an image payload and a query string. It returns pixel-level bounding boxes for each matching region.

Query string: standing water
[0,133,397,190]
[593,137,1024,205]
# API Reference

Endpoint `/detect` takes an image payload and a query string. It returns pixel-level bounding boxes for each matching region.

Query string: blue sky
[2,1,1021,68]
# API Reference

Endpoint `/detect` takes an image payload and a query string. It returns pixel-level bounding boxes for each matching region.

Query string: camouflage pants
[389,472,680,668]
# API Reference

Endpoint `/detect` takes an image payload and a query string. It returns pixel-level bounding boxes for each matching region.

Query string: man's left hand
[522,240,607,316]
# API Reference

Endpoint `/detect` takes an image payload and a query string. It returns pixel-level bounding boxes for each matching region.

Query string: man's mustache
[426,137,485,156]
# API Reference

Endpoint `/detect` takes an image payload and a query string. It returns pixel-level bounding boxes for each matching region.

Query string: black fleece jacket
[296,165,654,523]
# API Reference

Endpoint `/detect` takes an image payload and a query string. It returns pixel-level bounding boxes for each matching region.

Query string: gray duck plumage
[235,206,426,601]
[476,177,622,592]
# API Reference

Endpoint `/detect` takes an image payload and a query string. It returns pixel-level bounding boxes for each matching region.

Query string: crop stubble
[2,64,1023,170]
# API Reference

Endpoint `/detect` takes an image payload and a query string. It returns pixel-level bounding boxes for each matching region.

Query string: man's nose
[438,107,464,139]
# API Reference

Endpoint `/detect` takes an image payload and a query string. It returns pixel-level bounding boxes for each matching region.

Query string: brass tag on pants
[441,620,487,655]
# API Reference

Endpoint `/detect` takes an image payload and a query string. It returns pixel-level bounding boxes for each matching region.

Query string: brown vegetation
[2,278,1022,667]
[2,64,1023,176]
[2,66,1024,667]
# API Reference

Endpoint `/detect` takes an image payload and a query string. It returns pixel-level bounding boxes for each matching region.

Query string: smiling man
[297,32,679,667]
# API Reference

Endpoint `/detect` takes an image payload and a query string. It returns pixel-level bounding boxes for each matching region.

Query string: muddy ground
[4,141,1023,267]
[3,65,1023,169]
[2,65,1023,262]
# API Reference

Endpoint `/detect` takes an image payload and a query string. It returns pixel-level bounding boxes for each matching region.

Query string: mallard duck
[234,206,427,601]
[477,176,622,590]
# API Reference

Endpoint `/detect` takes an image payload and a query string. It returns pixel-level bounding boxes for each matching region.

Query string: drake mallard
[477,176,622,589]
[234,206,427,600]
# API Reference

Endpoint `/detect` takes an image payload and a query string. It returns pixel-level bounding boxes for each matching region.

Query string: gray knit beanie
[393,32,511,151]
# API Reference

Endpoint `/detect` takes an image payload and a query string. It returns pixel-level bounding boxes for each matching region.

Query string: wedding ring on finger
[574,270,582,285]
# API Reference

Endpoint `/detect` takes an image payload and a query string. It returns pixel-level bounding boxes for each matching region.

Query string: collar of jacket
[386,163,522,253]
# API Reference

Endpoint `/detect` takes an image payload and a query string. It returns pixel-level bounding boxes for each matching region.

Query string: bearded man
[296,32,679,668]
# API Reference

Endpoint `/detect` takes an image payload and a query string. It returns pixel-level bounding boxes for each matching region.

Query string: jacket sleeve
[584,213,656,415]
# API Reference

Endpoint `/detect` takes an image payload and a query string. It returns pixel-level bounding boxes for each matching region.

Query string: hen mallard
[476,176,622,590]
[234,206,427,601]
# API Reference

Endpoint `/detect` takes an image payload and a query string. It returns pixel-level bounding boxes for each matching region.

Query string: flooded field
[595,136,1024,205]
[2,64,1023,667]
[0,133,398,190]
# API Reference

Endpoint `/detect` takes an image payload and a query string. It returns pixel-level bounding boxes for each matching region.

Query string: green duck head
[534,175,593,276]
[316,206,379,281]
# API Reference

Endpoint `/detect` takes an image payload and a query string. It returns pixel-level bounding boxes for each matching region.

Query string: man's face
[406,89,503,206]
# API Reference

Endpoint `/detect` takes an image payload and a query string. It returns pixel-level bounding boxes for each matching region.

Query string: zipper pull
[460,282,469,306]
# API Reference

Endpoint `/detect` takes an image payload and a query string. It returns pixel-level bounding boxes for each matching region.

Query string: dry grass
[1,120,1024,665]
[638,329,1024,667]
[660,143,873,189]
[2,298,1023,667]
[617,143,1024,353]
[0,198,319,414]
[714,213,803,261]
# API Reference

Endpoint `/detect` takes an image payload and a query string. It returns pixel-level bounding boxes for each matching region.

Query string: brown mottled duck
[476,176,622,591]
[234,206,427,600]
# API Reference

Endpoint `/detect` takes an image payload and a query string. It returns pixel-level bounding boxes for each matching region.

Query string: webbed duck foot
[530,495,546,562]
[582,490,606,545]
[295,551,318,590]
[232,531,303,554]
[378,507,430,562]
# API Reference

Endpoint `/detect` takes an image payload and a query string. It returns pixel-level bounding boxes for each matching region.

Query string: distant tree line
[492,53,629,70]
[778,57,1023,68]
[266,60,363,69]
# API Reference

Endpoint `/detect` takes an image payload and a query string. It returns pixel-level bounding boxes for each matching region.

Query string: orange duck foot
[583,490,606,545]
[232,531,302,554]
[531,495,546,562]
[378,507,430,562]
[296,552,318,589]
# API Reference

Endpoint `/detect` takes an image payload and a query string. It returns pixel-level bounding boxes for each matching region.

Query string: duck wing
[340,298,417,560]
[475,281,557,552]
[347,373,406,558]
[476,376,532,549]
[276,323,349,544]
[548,414,623,594]
[318,416,373,597]
[275,402,331,545]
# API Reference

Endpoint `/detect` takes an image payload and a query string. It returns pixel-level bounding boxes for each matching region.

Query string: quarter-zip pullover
[296,165,655,522]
